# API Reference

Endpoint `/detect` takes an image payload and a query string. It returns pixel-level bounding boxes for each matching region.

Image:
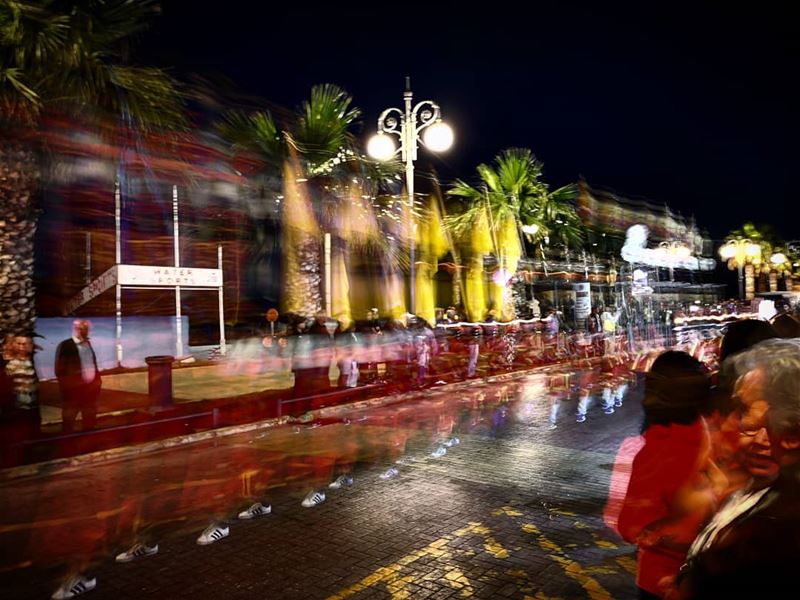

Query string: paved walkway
[1,373,643,599]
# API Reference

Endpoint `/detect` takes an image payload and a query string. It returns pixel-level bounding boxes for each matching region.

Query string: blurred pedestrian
[55,320,101,433]
[619,351,724,599]
[1,334,40,466]
[672,339,800,598]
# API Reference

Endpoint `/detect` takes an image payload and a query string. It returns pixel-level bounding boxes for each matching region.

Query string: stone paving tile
[1,383,644,599]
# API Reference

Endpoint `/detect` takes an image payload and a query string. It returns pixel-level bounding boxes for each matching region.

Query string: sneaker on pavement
[196,523,229,545]
[52,575,96,599]
[614,398,623,407]
[328,474,354,489]
[379,467,399,479]
[443,437,460,447]
[301,490,326,507]
[548,422,558,430]
[430,446,447,458]
[604,406,615,415]
[576,414,587,423]
[115,542,159,563]
[237,502,272,519]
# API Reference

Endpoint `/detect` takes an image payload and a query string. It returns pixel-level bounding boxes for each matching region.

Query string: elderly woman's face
[734,369,780,482]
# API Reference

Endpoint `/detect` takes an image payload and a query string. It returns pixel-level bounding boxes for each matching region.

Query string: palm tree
[0,0,184,338]
[722,223,785,298]
[218,84,401,321]
[447,148,582,319]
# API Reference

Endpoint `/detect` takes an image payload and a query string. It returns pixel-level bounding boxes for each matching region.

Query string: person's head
[719,319,778,363]
[12,336,33,358]
[731,339,800,472]
[643,351,710,429]
[714,319,780,415]
[72,320,91,341]
[771,313,800,339]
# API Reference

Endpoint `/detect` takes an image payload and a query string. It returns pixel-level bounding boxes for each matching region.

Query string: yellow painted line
[327,522,503,599]
[584,566,620,576]
[491,505,523,518]
[615,555,637,575]
[521,523,613,600]
[592,538,618,550]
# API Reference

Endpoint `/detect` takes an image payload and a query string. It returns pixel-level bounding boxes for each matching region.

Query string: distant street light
[521,224,540,236]
[368,77,453,315]
[719,238,762,300]
[770,252,787,265]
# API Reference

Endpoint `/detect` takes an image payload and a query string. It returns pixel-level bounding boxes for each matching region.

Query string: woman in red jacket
[618,351,724,599]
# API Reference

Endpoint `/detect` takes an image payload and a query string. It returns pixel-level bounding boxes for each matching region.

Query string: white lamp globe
[521,223,540,235]
[745,243,761,258]
[718,243,735,259]
[422,121,454,152]
[367,133,396,161]
[771,252,787,265]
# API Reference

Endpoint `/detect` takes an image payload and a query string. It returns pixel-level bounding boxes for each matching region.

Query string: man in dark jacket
[55,320,102,433]
[673,339,800,598]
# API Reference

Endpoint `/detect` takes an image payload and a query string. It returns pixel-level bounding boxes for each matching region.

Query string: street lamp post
[367,77,453,315]
[719,239,762,300]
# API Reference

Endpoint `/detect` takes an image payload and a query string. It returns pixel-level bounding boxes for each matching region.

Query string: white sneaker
[52,575,96,599]
[430,446,447,458]
[196,523,229,545]
[443,437,460,447]
[301,490,326,507]
[115,542,159,563]
[548,422,558,430]
[576,414,587,423]
[328,474,354,489]
[237,502,272,519]
[379,467,399,479]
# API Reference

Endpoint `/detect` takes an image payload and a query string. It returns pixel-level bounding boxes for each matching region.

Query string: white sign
[573,282,591,319]
[64,266,118,314]
[632,268,653,295]
[117,264,222,287]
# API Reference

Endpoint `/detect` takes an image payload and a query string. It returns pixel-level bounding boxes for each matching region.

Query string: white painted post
[173,185,183,358]
[218,245,226,356]
[115,179,123,366]
[324,232,332,316]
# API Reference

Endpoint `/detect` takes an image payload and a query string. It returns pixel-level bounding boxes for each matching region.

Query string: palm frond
[290,83,361,167]
[217,109,286,164]
[107,65,185,131]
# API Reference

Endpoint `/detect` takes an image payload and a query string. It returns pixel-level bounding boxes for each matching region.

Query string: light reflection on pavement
[0,369,628,576]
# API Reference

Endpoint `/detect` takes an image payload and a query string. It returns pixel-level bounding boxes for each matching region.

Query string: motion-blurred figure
[619,351,724,599]
[674,339,800,598]
[1,335,40,466]
[55,320,101,434]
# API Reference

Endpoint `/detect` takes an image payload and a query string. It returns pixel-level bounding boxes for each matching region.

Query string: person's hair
[771,313,800,339]
[643,351,710,429]
[714,319,780,415]
[732,338,800,439]
[719,319,778,362]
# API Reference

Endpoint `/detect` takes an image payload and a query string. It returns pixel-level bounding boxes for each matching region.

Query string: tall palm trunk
[0,140,40,338]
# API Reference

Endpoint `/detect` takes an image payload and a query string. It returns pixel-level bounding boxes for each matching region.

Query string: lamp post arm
[411,100,442,137]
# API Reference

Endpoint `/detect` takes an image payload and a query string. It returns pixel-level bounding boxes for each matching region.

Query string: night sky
[139,1,798,242]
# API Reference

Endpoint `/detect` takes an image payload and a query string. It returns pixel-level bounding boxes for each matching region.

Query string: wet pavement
[0,368,644,599]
